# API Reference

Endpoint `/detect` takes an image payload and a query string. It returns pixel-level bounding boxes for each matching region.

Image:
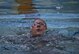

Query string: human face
[31,19,47,36]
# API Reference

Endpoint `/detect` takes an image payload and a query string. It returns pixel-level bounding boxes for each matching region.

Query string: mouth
[36,29,42,32]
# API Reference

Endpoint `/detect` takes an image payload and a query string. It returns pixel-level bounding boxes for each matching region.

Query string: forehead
[34,19,44,23]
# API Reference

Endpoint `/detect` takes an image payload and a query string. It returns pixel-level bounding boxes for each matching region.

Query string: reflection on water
[0,15,79,36]
[0,19,79,28]
[0,13,79,31]
[0,0,79,14]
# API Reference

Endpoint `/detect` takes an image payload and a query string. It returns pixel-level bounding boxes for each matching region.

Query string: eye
[33,24,36,26]
[41,23,44,25]
[36,22,43,25]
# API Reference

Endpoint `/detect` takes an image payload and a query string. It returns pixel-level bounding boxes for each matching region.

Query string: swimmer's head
[31,18,47,37]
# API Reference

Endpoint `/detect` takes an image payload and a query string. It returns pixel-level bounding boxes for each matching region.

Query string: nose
[37,25,41,28]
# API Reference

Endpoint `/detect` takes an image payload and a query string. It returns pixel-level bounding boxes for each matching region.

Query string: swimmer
[31,18,47,37]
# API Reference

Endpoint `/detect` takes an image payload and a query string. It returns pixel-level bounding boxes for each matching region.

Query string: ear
[45,26,47,30]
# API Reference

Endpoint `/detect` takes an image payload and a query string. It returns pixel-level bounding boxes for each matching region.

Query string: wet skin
[31,19,47,37]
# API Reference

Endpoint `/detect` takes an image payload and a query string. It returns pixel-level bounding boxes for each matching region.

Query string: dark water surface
[0,28,79,54]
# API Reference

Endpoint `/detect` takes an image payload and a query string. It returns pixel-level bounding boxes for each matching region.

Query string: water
[0,23,79,54]
[0,0,79,14]
[0,13,79,36]
[0,13,79,28]
[0,0,79,54]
